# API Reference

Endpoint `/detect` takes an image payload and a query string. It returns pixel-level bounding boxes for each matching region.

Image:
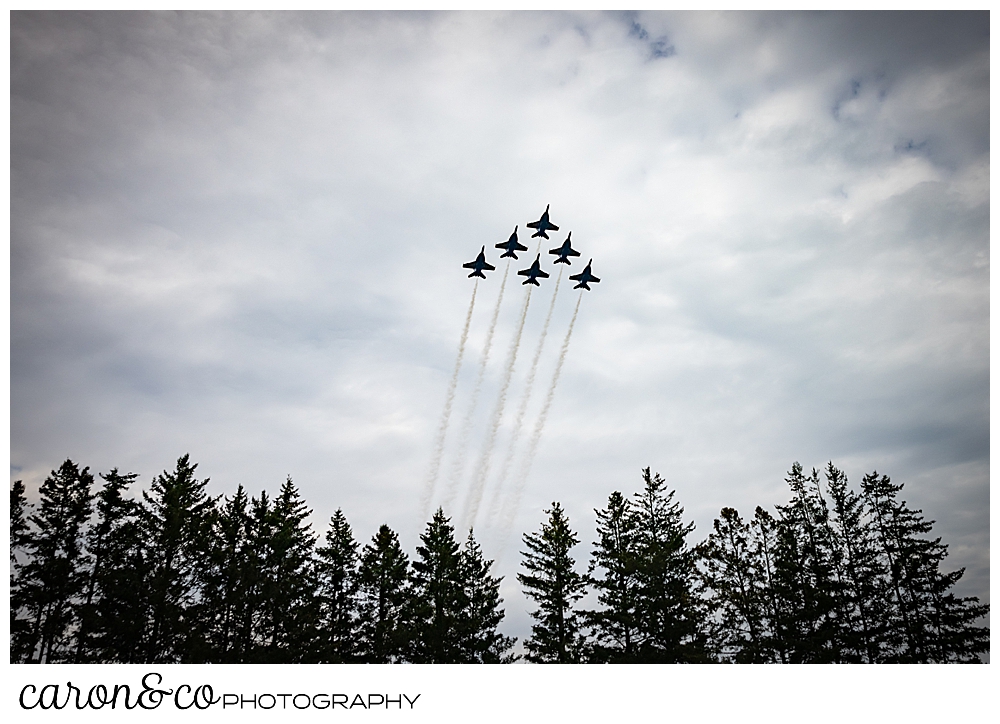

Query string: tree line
[10,456,988,663]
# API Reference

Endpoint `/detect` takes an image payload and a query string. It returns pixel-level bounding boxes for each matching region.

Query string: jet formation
[462,206,601,290]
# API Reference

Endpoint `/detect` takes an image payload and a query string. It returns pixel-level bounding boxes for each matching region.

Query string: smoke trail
[486,268,562,525]
[461,284,533,531]
[499,290,583,538]
[420,281,478,523]
[441,263,510,511]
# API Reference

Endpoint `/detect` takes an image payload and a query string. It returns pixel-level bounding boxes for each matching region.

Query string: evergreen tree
[518,502,587,663]
[405,508,472,663]
[459,530,517,663]
[823,463,888,662]
[770,463,844,662]
[188,484,257,663]
[585,491,641,662]
[252,476,320,663]
[630,468,708,662]
[74,469,148,663]
[10,480,33,663]
[13,460,94,663]
[700,507,771,662]
[861,471,989,662]
[141,454,216,662]
[10,480,31,560]
[356,524,410,662]
[314,509,360,663]
[748,506,790,662]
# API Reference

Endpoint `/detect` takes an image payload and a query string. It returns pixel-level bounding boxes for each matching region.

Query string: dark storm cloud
[10,11,988,646]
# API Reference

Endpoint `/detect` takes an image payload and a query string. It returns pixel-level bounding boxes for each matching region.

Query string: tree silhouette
[10,479,33,662]
[141,454,216,662]
[314,508,361,663]
[74,468,147,663]
[13,460,94,663]
[861,470,989,662]
[518,502,587,663]
[356,524,410,662]
[459,530,517,662]
[585,490,641,662]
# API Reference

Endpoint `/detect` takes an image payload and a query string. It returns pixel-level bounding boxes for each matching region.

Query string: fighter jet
[549,232,581,265]
[568,259,601,290]
[518,254,551,286]
[495,226,528,259]
[527,204,559,239]
[463,246,496,279]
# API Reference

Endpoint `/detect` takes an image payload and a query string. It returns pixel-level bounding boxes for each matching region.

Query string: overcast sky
[10,11,989,647]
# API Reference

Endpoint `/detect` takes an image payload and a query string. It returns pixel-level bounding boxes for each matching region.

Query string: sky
[10,10,990,649]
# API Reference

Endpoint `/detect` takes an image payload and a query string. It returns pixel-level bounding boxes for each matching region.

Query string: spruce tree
[630,468,707,662]
[74,469,148,663]
[770,463,843,662]
[406,508,469,663]
[823,463,888,662]
[518,502,587,663]
[356,524,410,662]
[749,506,790,662]
[459,530,517,663]
[189,484,257,663]
[861,471,989,662]
[700,507,771,662]
[585,491,640,662]
[10,480,33,663]
[141,454,216,662]
[13,460,94,663]
[253,476,319,663]
[314,509,360,663]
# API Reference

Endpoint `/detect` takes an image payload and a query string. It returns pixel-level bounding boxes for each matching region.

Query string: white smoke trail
[486,268,562,525]
[461,284,533,531]
[420,280,478,523]
[499,290,583,538]
[441,263,510,511]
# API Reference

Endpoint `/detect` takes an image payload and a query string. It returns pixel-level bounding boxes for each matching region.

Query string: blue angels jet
[568,259,600,290]
[463,246,496,279]
[549,232,581,265]
[495,226,528,259]
[527,204,559,239]
[518,254,551,286]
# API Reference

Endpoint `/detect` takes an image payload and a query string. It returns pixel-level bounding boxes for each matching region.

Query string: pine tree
[141,454,216,662]
[861,471,989,662]
[314,509,360,663]
[630,468,708,662]
[749,506,790,662]
[10,480,33,663]
[700,507,771,662]
[74,469,148,663]
[585,491,641,662]
[770,463,843,662]
[518,502,587,663]
[13,460,94,663]
[189,484,257,663]
[406,508,469,663]
[459,530,517,663]
[253,476,319,663]
[356,524,410,663]
[823,463,888,662]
